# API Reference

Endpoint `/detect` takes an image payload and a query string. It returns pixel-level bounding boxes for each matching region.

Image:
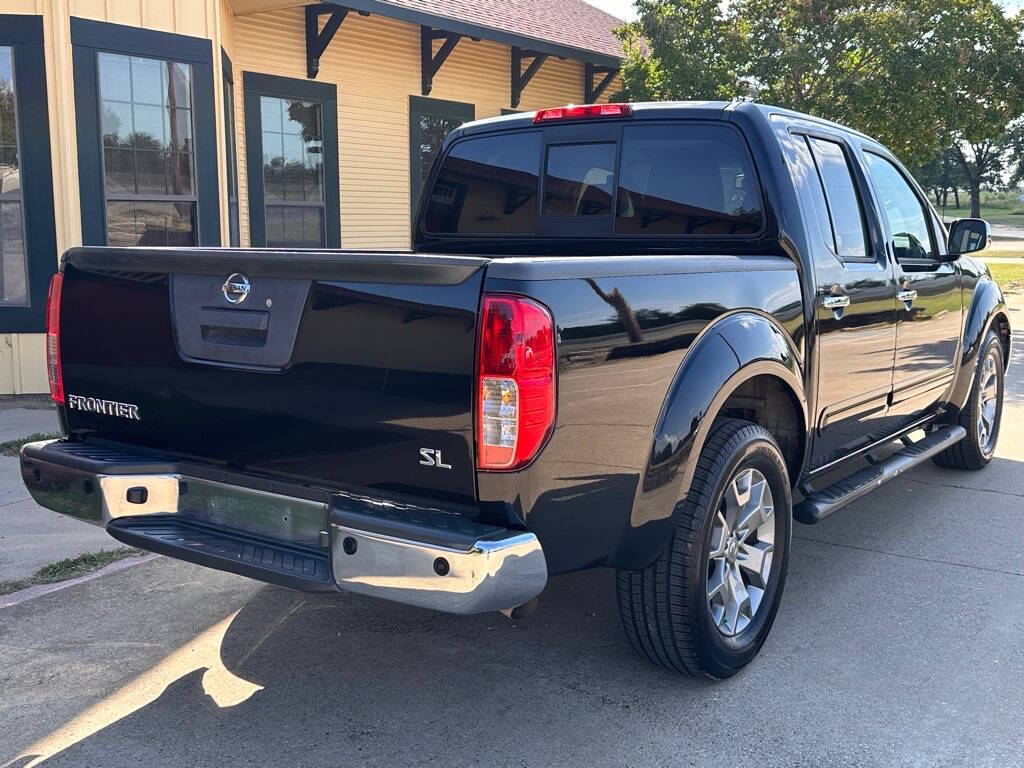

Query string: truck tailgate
[57,247,489,505]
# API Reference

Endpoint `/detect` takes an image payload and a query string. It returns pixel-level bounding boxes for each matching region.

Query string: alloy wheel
[977,349,1000,456]
[706,467,775,637]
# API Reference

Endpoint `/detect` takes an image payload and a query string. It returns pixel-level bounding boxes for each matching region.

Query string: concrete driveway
[2,303,1023,767]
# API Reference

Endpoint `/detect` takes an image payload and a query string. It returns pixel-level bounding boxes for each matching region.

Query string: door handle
[897,289,918,306]
[821,295,850,309]
[821,294,850,319]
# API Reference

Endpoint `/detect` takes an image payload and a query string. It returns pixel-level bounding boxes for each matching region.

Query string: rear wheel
[932,331,1004,471]
[616,418,792,678]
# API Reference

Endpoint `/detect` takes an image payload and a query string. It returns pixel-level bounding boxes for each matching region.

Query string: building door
[862,150,962,425]
[0,15,57,337]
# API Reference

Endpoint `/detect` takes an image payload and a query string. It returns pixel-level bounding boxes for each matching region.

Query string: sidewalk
[941,217,1024,247]
[0,401,125,583]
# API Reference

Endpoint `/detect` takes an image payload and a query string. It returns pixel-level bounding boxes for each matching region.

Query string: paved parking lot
[2,300,1022,767]
[0,402,125,582]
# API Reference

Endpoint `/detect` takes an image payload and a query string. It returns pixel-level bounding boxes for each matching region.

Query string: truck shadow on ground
[13,454,1024,767]
[15,566,692,767]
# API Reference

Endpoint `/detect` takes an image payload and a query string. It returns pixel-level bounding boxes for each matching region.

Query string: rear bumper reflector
[20,439,546,614]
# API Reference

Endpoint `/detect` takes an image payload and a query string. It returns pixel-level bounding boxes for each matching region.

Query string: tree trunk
[969,182,981,218]
[953,188,960,208]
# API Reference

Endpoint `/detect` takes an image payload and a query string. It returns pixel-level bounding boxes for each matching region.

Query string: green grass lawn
[987,262,1024,293]
[0,549,143,595]
[940,206,1024,229]
[0,432,61,457]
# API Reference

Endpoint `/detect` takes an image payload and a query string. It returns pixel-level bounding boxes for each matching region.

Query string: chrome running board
[794,425,966,524]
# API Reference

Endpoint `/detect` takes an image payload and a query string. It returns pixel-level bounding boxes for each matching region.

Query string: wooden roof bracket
[422,26,463,95]
[511,46,548,108]
[306,3,350,79]
[585,62,619,103]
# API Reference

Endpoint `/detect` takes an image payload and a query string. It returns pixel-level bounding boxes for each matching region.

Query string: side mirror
[947,218,991,257]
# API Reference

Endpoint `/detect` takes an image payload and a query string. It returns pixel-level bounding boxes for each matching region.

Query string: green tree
[617,0,1024,180]
[939,5,1024,216]
[1007,120,1024,188]
[615,0,747,101]
[913,147,970,208]
[735,0,961,163]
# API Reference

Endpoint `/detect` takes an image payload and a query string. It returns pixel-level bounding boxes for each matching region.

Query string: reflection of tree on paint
[586,278,644,343]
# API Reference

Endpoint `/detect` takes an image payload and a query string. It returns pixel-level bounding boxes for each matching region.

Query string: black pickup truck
[22,101,1009,678]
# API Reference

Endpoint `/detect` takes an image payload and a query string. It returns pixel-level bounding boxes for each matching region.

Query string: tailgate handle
[199,307,270,347]
[198,307,269,331]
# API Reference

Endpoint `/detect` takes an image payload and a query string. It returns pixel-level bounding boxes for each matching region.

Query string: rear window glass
[615,124,761,236]
[542,143,616,217]
[791,135,835,253]
[423,131,540,235]
[806,137,869,260]
[424,121,763,238]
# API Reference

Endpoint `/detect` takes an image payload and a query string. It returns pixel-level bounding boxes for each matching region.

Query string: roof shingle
[374,0,625,60]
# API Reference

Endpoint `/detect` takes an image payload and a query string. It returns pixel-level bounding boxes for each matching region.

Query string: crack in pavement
[794,534,1024,578]
[903,475,1024,500]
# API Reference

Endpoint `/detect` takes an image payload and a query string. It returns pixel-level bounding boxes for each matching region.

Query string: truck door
[861,151,962,427]
[789,132,899,470]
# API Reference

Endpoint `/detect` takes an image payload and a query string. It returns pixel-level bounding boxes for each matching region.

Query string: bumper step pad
[107,515,333,592]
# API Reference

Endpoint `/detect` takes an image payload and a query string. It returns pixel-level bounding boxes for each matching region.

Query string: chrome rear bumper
[20,440,546,614]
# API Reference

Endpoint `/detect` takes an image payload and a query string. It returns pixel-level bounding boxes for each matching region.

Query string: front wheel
[932,330,1004,471]
[616,418,792,678]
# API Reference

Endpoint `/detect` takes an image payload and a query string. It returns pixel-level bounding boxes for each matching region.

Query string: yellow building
[0,0,623,393]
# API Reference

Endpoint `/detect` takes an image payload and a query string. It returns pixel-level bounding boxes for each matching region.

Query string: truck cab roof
[455,100,874,144]
[457,100,736,138]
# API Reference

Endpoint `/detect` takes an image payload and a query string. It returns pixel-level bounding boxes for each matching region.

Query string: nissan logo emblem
[222,272,251,304]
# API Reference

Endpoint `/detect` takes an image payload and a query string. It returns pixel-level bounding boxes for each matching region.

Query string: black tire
[616,418,792,678]
[932,330,1004,471]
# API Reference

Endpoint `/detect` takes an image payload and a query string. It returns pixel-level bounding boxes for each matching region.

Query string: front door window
[862,152,936,261]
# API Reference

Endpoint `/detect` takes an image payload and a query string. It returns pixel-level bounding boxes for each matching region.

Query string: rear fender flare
[949,276,1008,410]
[609,312,807,570]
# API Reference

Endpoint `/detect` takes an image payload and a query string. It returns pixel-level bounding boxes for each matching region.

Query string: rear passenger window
[543,143,616,217]
[423,131,541,234]
[791,136,834,253]
[615,124,761,236]
[806,137,870,261]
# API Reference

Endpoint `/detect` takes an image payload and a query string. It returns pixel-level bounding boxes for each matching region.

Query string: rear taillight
[45,273,64,405]
[533,103,632,123]
[477,295,555,470]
